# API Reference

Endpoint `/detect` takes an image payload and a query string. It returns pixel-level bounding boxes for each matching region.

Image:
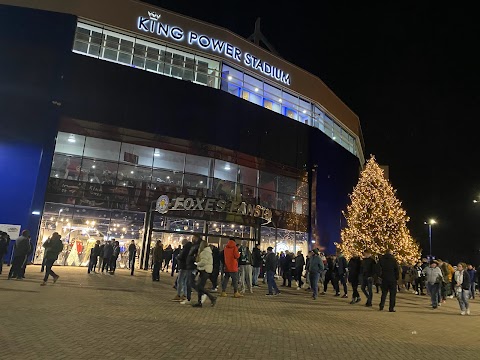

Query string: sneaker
[320,292,326,295]
[211,287,218,292]
[349,299,356,304]
[266,293,274,296]
[414,291,419,295]
[448,295,454,299]
[171,295,182,302]
[53,275,59,283]
[40,282,47,286]
[201,294,208,304]
[334,293,340,297]
[341,294,348,298]
[273,292,280,296]
[211,297,217,307]
[355,297,362,303]
[180,300,191,305]
[460,311,466,315]
[297,287,302,290]
[466,308,471,315]
[234,292,243,298]
[220,292,228,297]
[192,303,202,308]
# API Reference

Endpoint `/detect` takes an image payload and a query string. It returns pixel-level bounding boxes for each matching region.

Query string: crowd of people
[2,230,478,315]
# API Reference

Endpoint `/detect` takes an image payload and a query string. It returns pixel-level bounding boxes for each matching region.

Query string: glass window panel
[277,193,295,212]
[117,164,152,188]
[183,174,208,192]
[54,132,85,156]
[146,47,160,72]
[185,154,211,176]
[195,60,209,85]
[242,90,262,106]
[238,183,256,204]
[258,188,276,209]
[259,171,277,191]
[118,38,133,65]
[184,57,194,81]
[238,166,257,187]
[221,64,243,86]
[153,149,185,172]
[243,74,263,95]
[50,154,82,180]
[83,137,121,162]
[264,83,282,100]
[171,53,183,78]
[294,197,309,215]
[119,143,154,167]
[80,159,118,185]
[299,99,311,125]
[214,160,237,182]
[296,181,308,198]
[103,34,119,61]
[161,50,173,75]
[277,176,296,195]
[195,54,220,88]
[133,43,146,69]
[213,179,236,201]
[88,31,102,56]
[152,169,183,189]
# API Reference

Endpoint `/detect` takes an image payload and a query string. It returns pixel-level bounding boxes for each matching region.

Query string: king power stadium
[0,0,364,270]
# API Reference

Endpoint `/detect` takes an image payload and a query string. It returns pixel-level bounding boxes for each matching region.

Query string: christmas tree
[337,156,421,264]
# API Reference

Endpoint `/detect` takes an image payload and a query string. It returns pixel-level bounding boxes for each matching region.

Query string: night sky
[147,1,480,265]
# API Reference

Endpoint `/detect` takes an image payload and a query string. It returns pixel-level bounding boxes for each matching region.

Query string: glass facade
[72,21,362,160]
[40,131,309,266]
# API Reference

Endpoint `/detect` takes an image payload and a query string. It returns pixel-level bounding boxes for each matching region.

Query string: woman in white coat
[193,240,217,307]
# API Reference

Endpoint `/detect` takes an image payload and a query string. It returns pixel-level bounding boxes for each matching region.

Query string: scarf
[454,270,463,286]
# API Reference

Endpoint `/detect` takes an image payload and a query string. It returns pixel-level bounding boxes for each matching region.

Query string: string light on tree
[336,155,421,264]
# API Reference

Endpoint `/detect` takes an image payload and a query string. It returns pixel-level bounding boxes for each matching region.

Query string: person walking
[40,232,63,286]
[361,249,376,307]
[162,244,173,272]
[88,240,100,274]
[182,235,200,305]
[265,246,280,296]
[348,254,362,304]
[192,240,217,307]
[97,243,105,273]
[378,249,399,312]
[413,261,425,295]
[252,243,262,287]
[110,240,120,274]
[282,250,293,287]
[309,249,324,300]
[466,264,476,299]
[422,260,444,309]
[335,251,349,298]
[102,240,113,273]
[295,250,305,290]
[172,239,192,301]
[128,240,136,275]
[0,231,11,275]
[220,238,242,298]
[238,240,253,294]
[8,230,31,280]
[209,244,220,291]
[171,244,181,276]
[453,263,471,315]
[152,240,163,281]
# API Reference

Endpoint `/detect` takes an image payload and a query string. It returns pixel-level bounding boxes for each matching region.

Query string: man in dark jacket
[295,251,306,289]
[348,255,362,304]
[8,230,31,280]
[171,244,181,277]
[128,240,136,275]
[335,251,348,298]
[184,235,200,303]
[172,238,193,301]
[265,246,280,296]
[162,244,173,272]
[252,243,262,287]
[40,232,63,286]
[0,231,10,275]
[309,249,324,300]
[102,240,114,273]
[209,244,220,291]
[110,240,120,274]
[378,249,399,312]
[98,243,105,273]
[361,249,377,307]
[282,251,293,287]
[88,240,100,274]
[152,240,163,281]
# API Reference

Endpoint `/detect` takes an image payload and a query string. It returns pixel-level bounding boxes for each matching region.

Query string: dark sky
[147,1,480,264]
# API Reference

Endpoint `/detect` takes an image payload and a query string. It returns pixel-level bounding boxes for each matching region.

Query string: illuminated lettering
[193,198,205,210]
[173,197,184,210]
[225,43,234,57]
[138,17,150,31]
[216,199,226,212]
[244,53,252,66]
[211,39,225,52]
[234,47,242,62]
[205,198,215,211]
[188,31,198,45]
[171,27,184,41]
[184,198,194,210]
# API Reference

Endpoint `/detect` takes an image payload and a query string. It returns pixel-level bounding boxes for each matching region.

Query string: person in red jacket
[220,238,242,298]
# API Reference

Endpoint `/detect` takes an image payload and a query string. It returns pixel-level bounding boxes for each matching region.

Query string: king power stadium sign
[156,195,272,224]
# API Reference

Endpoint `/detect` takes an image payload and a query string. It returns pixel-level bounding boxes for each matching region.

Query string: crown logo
[148,11,161,21]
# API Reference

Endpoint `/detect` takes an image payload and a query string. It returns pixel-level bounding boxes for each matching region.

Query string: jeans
[97,257,104,272]
[110,256,118,273]
[239,265,252,292]
[196,270,215,304]
[427,283,440,308]
[8,255,26,279]
[88,256,97,273]
[337,274,348,295]
[351,279,360,299]
[457,288,470,311]
[296,268,304,288]
[209,267,219,288]
[222,271,239,293]
[309,271,320,299]
[43,259,57,282]
[177,269,189,297]
[102,257,110,272]
[362,276,374,305]
[379,279,397,311]
[469,282,475,299]
[187,271,196,301]
[267,270,279,295]
[152,261,160,280]
[252,266,261,286]
[129,254,135,275]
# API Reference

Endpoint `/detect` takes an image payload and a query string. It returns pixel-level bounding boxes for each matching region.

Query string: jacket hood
[203,247,212,254]
[226,240,237,249]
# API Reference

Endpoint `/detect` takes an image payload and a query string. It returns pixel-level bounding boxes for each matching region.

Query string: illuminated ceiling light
[231,224,235,228]
[302,110,307,114]
[240,225,243,229]
[254,87,259,92]
[332,136,336,140]
[91,165,96,169]
[227,75,233,81]
[166,176,170,180]
[67,134,76,143]
[131,232,135,235]
[154,150,161,157]
[50,217,54,221]
[278,98,282,103]
[130,171,134,174]
[86,221,90,225]
[55,174,59,178]
[90,179,93,182]
[199,180,203,184]
[91,221,95,226]
[224,164,231,171]
[32,211,41,215]
[123,183,126,186]
[213,223,217,227]
[122,227,126,231]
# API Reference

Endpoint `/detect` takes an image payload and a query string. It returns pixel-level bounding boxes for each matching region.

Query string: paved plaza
[0,266,479,360]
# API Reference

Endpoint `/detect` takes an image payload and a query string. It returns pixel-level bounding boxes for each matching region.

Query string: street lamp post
[424,219,436,259]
